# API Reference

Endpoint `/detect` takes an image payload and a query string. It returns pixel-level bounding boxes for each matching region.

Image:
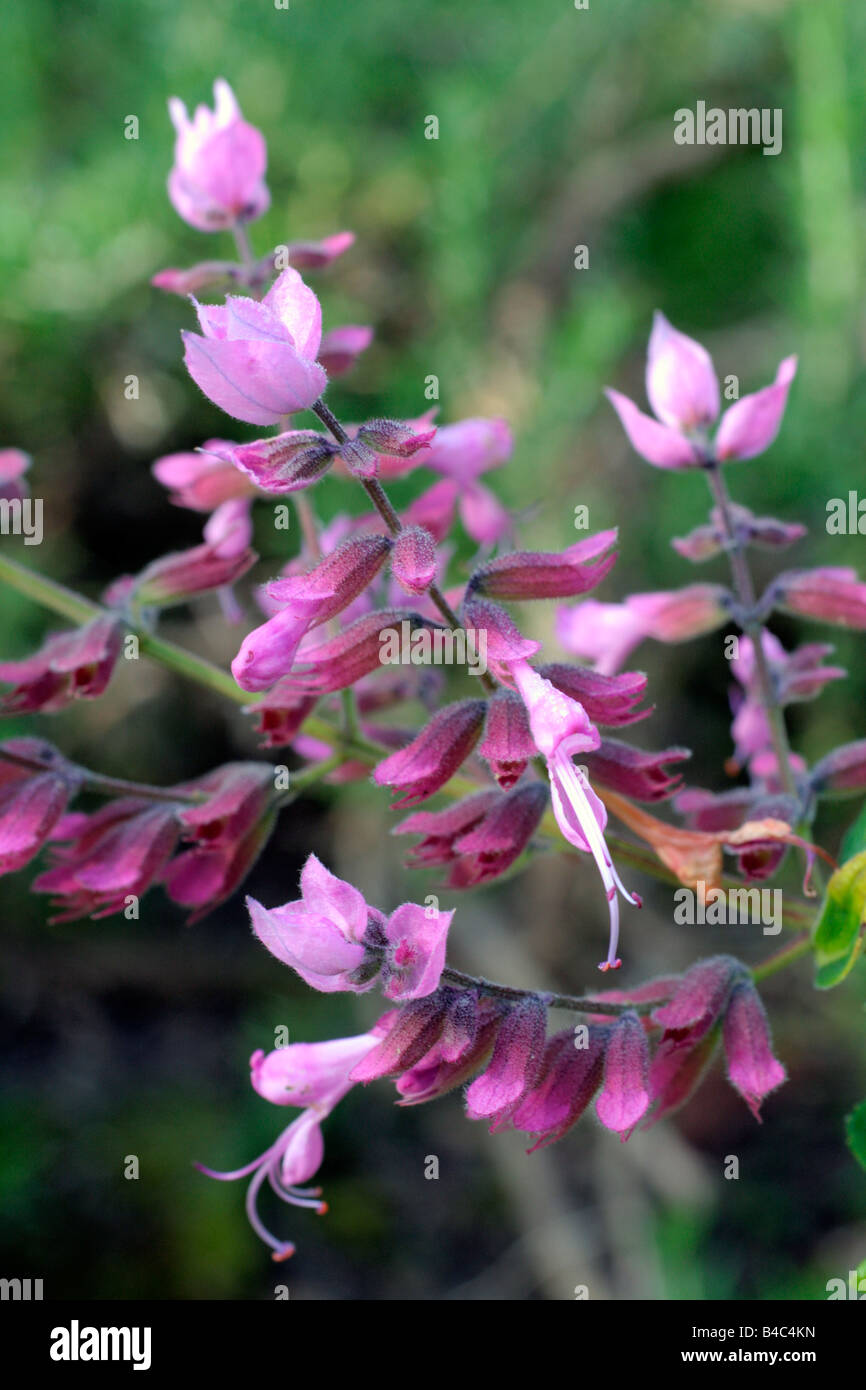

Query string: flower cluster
[2,77,861,1270]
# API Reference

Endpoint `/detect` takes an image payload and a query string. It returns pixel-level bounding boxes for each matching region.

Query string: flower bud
[391,527,437,595]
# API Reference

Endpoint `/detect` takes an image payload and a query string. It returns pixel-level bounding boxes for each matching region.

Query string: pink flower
[583,737,689,802]
[421,417,513,543]
[595,1011,650,1137]
[469,530,617,600]
[197,1031,379,1260]
[232,534,392,692]
[372,699,487,807]
[606,312,797,468]
[164,762,276,920]
[465,995,548,1130]
[282,609,432,694]
[228,430,338,493]
[511,1027,607,1150]
[34,799,182,921]
[248,854,375,994]
[722,979,787,1120]
[0,740,81,876]
[536,663,650,727]
[672,503,807,563]
[394,997,506,1105]
[0,616,125,714]
[182,267,328,426]
[390,527,438,596]
[244,682,319,749]
[772,567,866,629]
[152,440,256,512]
[810,740,866,797]
[317,325,373,377]
[380,901,454,1000]
[167,78,269,232]
[557,585,730,674]
[477,689,536,788]
[508,659,640,970]
[395,783,549,888]
[0,448,31,502]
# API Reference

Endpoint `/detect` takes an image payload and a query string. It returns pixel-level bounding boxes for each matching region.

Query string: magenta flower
[557,585,730,675]
[395,998,506,1105]
[595,1011,650,1137]
[152,440,256,512]
[511,1027,607,1151]
[537,664,649,728]
[606,312,797,468]
[811,740,866,797]
[478,689,536,789]
[372,699,488,807]
[469,530,618,601]
[182,267,328,426]
[0,615,125,714]
[232,534,392,692]
[508,658,640,970]
[0,448,31,502]
[198,1031,379,1260]
[34,799,182,921]
[165,762,276,920]
[396,783,548,888]
[244,683,319,750]
[167,78,269,232]
[583,737,690,802]
[350,996,456,1082]
[0,740,81,876]
[465,995,548,1130]
[248,853,375,994]
[317,325,373,378]
[722,979,787,1120]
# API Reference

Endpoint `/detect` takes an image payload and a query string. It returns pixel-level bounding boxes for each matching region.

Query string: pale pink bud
[167,79,270,232]
[646,312,720,430]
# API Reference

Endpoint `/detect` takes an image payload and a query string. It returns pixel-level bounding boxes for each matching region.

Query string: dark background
[1,0,865,1299]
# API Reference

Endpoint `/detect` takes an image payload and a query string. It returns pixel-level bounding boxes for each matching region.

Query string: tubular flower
[197,1033,380,1260]
[508,658,640,970]
[0,616,125,714]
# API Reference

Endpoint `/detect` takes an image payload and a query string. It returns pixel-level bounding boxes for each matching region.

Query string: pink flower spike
[722,979,787,1120]
[646,312,720,431]
[317,325,373,377]
[605,389,704,469]
[372,699,487,808]
[715,356,797,462]
[464,995,548,1129]
[182,267,327,425]
[390,526,437,596]
[595,1011,650,1137]
[381,901,454,1000]
[167,78,270,232]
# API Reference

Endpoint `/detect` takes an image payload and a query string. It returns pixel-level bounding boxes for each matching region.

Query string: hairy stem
[439,965,656,1016]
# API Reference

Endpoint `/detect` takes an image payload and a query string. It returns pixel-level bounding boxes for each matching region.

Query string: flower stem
[439,965,656,1016]
[705,462,799,800]
[751,932,812,982]
[310,397,497,693]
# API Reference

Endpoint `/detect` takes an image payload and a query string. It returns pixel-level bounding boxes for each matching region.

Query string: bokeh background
[1,0,865,1299]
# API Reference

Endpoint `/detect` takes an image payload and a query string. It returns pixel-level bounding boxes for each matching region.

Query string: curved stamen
[245,1161,295,1261]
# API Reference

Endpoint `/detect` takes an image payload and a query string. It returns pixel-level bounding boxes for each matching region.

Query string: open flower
[508,658,641,970]
[167,78,270,232]
[182,267,328,426]
[197,1032,379,1260]
[606,312,797,468]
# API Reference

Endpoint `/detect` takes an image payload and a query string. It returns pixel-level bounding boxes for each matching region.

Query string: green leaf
[845,1100,866,1174]
[812,850,866,989]
[841,800,866,862]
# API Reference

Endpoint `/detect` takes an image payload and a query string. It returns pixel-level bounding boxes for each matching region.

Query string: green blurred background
[1,0,865,1299]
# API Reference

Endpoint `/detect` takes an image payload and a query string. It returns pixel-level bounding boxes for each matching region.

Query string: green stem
[751,932,812,983]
